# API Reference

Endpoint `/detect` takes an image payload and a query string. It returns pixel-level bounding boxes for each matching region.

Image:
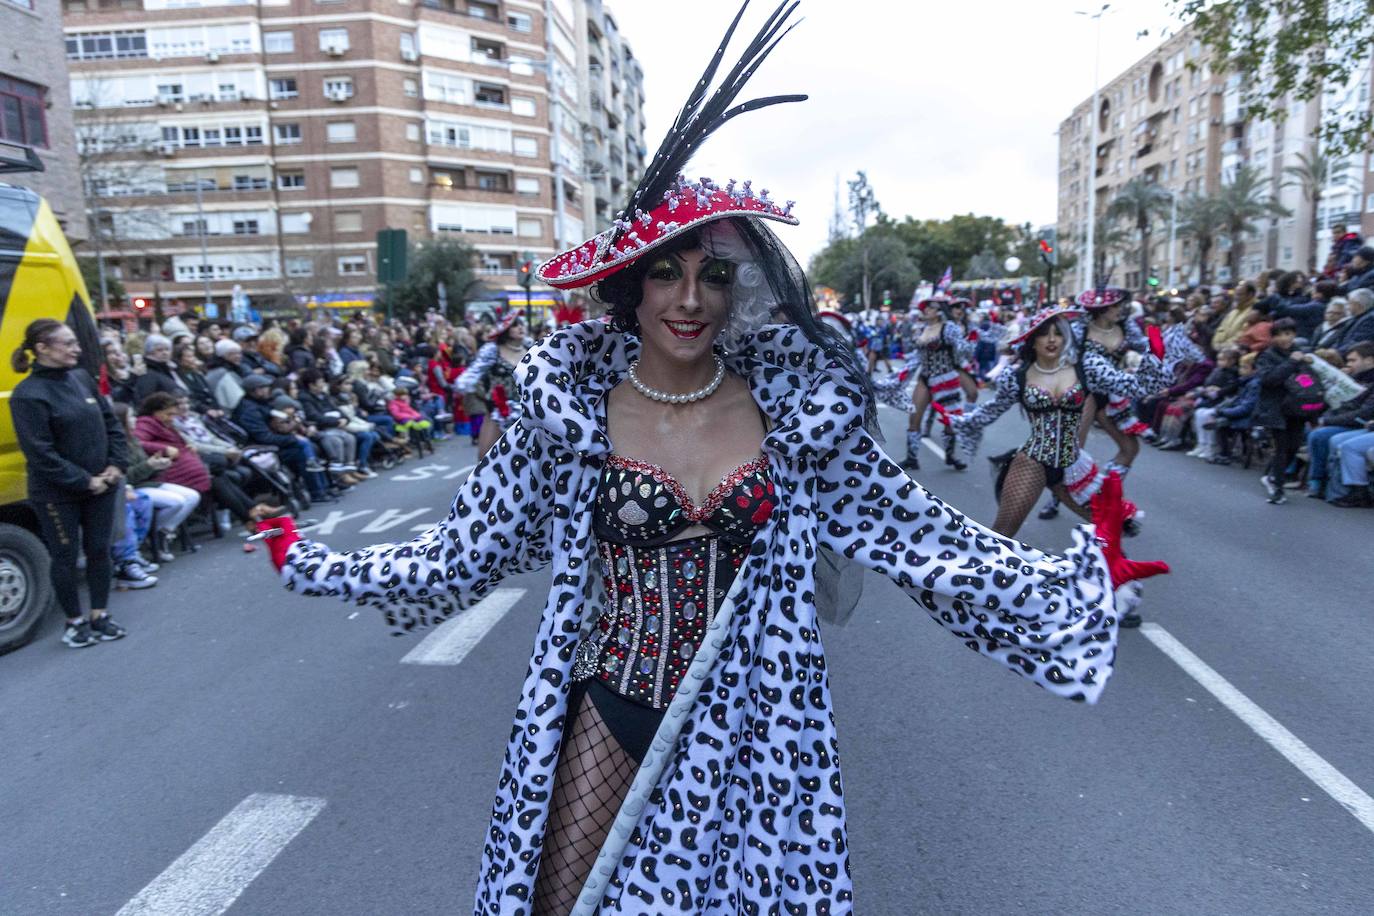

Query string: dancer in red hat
[255,4,1166,913]
[455,313,528,455]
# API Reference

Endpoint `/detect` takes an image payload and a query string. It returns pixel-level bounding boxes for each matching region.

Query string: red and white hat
[537,177,797,290]
[1007,305,1083,347]
[1075,286,1131,310]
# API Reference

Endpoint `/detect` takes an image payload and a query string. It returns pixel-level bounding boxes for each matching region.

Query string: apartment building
[1,0,85,239]
[1057,28,1226,291]
[62,0,646,315]
[1058,21,1374,291]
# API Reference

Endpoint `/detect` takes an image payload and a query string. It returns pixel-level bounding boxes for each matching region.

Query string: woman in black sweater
[10,319,129,648]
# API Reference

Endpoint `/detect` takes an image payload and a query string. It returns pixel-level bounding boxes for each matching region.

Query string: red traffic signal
[518,260,532,276]
[1038,240,1053,255]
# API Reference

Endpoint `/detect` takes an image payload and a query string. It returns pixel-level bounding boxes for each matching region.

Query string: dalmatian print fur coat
[281,321,1122,915]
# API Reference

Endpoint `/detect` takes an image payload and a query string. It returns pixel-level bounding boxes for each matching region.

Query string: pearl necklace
[628,356,725,404]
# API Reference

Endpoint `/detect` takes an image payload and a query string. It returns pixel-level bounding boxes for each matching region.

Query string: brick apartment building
[1057,22,1374,291]
[1,0,85,239]
[62,0,646,317]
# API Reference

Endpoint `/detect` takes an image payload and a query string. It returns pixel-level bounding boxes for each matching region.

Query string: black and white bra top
[574,454,775,708]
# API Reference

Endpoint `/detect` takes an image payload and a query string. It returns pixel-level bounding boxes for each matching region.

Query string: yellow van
[0,183,103,652]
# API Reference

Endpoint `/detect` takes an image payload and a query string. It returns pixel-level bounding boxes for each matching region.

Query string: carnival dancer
[454,314,528,454]
[897,296,975,471]
[254,5,1166,913]
[1040,285,1156,520]
[949,305,1170,538]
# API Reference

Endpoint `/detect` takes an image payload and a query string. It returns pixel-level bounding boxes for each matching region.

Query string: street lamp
[1076,3,1111,290]
[1003,256,1022,274]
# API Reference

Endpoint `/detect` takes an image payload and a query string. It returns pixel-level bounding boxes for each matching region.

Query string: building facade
[62,0,645,315]
[1057,23,1374,291]
[2,0,85,239]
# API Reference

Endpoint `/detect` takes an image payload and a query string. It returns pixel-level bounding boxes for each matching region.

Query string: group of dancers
[250,3,1170,912]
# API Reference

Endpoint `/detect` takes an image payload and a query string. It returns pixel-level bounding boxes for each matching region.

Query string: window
[474,84,507,107]
[471,37,505,61]
[515,176,539,194]
[511,97,536,117]
[405,123,420,141]
[286,256,314,277]
[319,28,349,53]
[409,167,423,184]
[467,1,498,19]
[269,78,298,100]
[323,77,354,101]
[232,218,260,236]
[337,255,368,275]
[67,29,147,61]
[400,32,417,58]
[475,170,509,191]
[426,118,510,152]
[157,83,185,103]
[326,121,356,142]
[330,166,359,188]
[403,78,419,99]
[518,218,543,237]
[0,76,48,149]
[423,70,469,105]
[264,31,294,54]
[334,211,363,232]
[277,170,305,189]
[507,11,533,32]
[274,123,302,144]
[512,136,538,157]
[281,212,311,233]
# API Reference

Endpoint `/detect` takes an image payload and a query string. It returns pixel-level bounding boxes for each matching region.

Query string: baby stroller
[203,414,313,515]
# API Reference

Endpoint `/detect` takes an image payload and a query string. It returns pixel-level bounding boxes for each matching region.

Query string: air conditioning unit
[400,48,418,62]
[325,44,346,57]
[205,50,220,63]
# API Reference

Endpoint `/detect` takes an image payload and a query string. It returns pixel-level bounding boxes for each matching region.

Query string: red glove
[255,516,301,572]
[930,401,953,429]
[1148,325,1166,360]
[1091,473,1169,589]
[491,384,511,418]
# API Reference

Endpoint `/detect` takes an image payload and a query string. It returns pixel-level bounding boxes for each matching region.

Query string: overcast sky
[611,0,1186,268]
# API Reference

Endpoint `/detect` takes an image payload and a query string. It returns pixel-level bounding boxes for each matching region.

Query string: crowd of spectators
[93,308,541,591]
[1091,229,1374,509]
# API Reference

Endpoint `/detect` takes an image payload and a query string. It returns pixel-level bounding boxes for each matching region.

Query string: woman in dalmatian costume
[457,314,530,455]
[256,4,1167,913]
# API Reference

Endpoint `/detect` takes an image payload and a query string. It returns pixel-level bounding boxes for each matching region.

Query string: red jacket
[387,398,424,423]
[133,415,211,493]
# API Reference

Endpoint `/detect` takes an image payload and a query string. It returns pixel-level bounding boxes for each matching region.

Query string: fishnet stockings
[993,453,1048,536]
[531,689,638,915]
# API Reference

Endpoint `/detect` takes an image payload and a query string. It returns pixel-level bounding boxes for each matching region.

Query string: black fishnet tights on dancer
[993,453,1091,537]
[532,687,638,915]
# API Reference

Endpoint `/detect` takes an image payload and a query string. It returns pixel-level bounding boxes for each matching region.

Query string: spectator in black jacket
[1335,289,1374,353]
[234,326,282,378]
[284,327,316,374]
[174,339,216,415]
[1324,224,1364,277]
[129,334,189,407]
[1306,342,1374,498]
[1254,318,1314,504]
[9,319,129,648]
[232,374,335,503]
[298,369,366,485]
[1338,247,1374,296]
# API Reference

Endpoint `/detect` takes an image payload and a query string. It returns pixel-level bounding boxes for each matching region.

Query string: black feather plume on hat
[612,0,806,245]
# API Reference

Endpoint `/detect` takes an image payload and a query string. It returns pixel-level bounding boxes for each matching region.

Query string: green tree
[810,230,918,308]
[1107,177,1173,289]
[77,256,124,310]
[1282,147,1346,274]
[378,238,482,320]
[1216,164,1290,278]
[1174,0,1373,157]
[1175,193,1227,285]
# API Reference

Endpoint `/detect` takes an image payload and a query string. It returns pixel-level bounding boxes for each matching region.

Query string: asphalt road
[1,398,1370,916]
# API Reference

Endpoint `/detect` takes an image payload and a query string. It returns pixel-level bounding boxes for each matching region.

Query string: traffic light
[518,260,532,283]
[882,289,892,307]
[133,297,148,311]
[1147,275,1160,288]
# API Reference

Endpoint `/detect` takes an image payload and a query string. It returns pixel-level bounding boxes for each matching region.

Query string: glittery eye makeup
[647,258,682,282]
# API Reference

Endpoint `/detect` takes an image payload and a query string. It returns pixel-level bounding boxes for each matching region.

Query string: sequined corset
[920,333,959,378]
[1023,382,1086,468]
[1083,337,1129,369]
[572,455,774,708]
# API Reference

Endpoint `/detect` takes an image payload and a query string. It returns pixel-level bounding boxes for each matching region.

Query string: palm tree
[1091,214,1133,281]
[1282,147,1347,274]
[1107,177,1173,290]
[1175,194,1226,285]
[1216,164,1291,279]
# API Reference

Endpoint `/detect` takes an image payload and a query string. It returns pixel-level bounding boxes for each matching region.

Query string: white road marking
[444,463,477,480]
[877,404,950,459]
[1141,623,1374,835]
[401,588,527,666]
[116,793,325,916]
[359,508,431,533]
[391,464,449,482]
[308,509,374,537]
